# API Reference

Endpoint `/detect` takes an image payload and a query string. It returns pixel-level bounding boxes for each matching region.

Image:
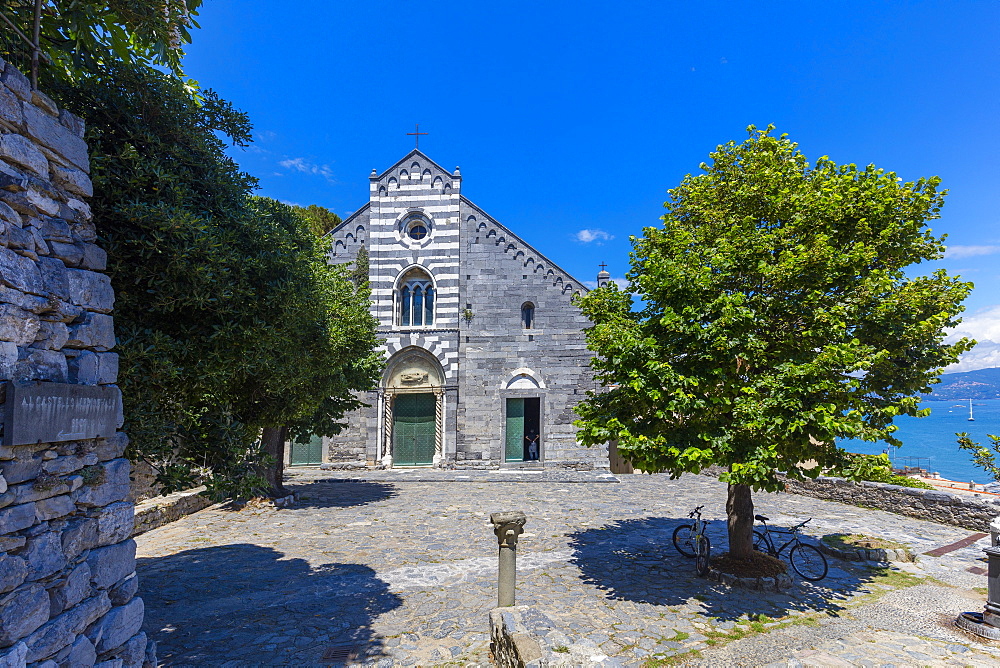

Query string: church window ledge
[381,327,459,334]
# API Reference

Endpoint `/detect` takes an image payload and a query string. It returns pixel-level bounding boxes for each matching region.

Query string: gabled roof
[373,149,456,181]
[330,202,370,236]
[461,196,591,294]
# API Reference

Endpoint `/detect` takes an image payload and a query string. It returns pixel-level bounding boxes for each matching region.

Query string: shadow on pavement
[286,479,399,509]
[139,544,402,665]
[569,516,879,621]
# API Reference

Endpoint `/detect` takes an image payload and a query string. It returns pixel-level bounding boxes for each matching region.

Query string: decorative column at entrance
[433,389,445,466]
[381,392,394,468]
[381,347,445,469]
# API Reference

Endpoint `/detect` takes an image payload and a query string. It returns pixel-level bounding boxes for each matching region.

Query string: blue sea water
[838,399,1000,484]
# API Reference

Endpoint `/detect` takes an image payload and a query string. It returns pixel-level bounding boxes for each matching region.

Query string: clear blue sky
[183,1,1000,371]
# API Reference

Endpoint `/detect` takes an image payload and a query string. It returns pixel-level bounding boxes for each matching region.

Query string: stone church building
[307,149,610,470]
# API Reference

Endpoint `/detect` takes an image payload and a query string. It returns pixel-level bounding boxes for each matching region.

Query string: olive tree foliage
[51,65,380,499]
[0,0,199,86]
[575,126,973,557]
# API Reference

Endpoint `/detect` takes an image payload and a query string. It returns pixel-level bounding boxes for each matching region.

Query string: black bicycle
[673,505,711,576]
[752,514,828,581]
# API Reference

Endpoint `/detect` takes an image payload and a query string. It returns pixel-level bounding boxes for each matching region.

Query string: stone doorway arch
[380,347,445,467]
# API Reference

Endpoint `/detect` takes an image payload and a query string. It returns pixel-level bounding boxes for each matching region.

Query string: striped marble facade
[325,149,609,470]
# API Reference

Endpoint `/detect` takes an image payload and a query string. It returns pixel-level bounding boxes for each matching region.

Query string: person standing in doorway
[526,429,540,461]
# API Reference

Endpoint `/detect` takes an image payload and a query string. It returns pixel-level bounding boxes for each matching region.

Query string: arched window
[521,302,535,330]
[397,268,435,326]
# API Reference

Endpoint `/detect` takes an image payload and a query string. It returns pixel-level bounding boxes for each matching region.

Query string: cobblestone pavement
[135,470,1000,667]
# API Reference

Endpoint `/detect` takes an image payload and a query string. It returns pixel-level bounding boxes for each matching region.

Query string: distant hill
[924,367,1000,400]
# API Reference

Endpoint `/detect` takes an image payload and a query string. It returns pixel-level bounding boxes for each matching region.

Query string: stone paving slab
[135,470,1000,667]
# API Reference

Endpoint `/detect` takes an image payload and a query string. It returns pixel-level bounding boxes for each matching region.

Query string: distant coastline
[840,397,1000,484]
[924,367,1000,401]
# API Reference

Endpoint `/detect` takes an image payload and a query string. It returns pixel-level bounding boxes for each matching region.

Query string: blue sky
[183,1,1000,371]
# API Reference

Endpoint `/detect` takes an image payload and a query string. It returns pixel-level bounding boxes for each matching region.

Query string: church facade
[320,149,610,470]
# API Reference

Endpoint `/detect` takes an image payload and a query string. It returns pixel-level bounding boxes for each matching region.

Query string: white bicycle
[673,505,711,576]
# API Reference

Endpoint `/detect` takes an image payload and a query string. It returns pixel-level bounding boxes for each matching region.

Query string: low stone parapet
[818,538,915,564]
[783,475,1000,533]
[132,487,214,536]
[704,568,793,591]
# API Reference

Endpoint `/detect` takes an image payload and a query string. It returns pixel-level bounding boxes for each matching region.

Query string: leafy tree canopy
[0,0,199,85]
[291,203,342,238]
[575,126,973,556]
[51,64,379,498]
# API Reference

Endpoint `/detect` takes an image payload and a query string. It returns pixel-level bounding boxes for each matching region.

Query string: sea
[838,398,1000,484]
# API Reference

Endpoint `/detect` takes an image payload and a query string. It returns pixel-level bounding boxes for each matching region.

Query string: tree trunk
[727,480,755,559]
[260,426,289,498]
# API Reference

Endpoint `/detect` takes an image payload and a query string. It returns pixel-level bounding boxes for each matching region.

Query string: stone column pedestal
[490,511,527,607]
[956,544,1000,639]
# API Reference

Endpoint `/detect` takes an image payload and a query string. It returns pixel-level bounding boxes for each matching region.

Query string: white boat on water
[969,398,975,422]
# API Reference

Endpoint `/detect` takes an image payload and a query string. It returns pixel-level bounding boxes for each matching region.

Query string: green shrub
[835,453,933,489]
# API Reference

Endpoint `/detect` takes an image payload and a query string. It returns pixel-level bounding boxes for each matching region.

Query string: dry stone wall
[0,59,153,667]
[783,475,1000,533]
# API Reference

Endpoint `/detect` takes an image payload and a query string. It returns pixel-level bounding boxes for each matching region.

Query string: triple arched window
[397,268,435,327]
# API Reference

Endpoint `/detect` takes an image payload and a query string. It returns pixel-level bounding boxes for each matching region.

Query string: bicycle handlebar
[687,505,705,518]
[756,516,812,533]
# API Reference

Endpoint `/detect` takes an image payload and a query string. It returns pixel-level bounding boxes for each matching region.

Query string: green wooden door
[290,434,323,466]
[505,398,525,462]
[393,393,436,466]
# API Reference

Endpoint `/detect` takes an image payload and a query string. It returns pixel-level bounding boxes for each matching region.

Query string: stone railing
[0,58,153,666]
[783,475,1000,533]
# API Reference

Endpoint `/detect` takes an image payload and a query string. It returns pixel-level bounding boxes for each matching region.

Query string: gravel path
[134,469,1000,666]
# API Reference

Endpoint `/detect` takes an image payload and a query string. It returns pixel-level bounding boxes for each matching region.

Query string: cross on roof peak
[407,123,428,149]
[599,262,608,272]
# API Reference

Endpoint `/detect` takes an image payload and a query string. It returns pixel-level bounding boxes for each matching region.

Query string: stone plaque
[3,382,120,446]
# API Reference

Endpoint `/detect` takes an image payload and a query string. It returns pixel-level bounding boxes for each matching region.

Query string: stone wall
[0,59,153,667]
[783,475,1000,533]
[488,606,617,667]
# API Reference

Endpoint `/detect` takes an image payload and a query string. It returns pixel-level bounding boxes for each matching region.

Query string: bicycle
[752,514,828,581]
[673,505,712,576]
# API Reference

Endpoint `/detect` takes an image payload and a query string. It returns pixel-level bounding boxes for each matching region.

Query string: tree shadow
[568,516,882,622]
[289,479,398,509]
[138,544,402,666]
[216,479,398,512]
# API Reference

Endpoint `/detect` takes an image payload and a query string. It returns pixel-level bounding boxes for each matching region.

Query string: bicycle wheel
[696,535,712,576]
[789,543,828,581]
[672,524,696,558]
[753,530,768,553]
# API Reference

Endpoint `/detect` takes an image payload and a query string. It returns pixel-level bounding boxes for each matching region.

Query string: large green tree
[51,65,379,498]
[575,126,973,558]
[0,0,199,86]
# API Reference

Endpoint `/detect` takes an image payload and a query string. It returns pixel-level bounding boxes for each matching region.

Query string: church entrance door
[392,393,436,466]
[289,434,323,466]
[504,397,541,463]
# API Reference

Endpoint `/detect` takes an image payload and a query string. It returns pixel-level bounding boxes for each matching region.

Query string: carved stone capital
[490,511,527,548]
